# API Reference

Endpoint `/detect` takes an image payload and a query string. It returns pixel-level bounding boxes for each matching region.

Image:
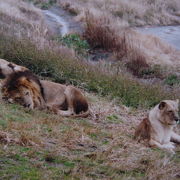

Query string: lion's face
[2,86,34,109]
[158,100,180,125]
[2,70,46,110]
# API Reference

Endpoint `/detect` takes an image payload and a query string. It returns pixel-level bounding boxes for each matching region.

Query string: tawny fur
[134,118,152,142]
[40,80,89,117]
[135,100,180,154]
[0,59,89,117]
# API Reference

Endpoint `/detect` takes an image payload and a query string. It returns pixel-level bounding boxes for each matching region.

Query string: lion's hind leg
[53,106,74,117]
[47,102,74,117]
[47,86,89,117]
[49,87,75,117]
[64,86,88,115]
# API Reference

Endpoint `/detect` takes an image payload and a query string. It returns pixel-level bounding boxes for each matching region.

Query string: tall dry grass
[0,0,49,46]
[57,0,180,26]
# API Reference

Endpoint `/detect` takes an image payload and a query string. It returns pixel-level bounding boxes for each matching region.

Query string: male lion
[135,100,180,153]
[1,70,89,117]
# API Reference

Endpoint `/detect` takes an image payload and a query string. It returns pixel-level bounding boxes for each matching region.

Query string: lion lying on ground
[0,59,89,117]
[135,100,180,153]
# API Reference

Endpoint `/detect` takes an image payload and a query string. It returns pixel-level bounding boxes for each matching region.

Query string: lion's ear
[159,101,166,110]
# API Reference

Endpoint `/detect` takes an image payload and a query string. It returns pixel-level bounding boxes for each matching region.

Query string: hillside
[0,0,180,179]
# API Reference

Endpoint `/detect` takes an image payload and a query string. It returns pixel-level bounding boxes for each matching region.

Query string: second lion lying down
[1,64,89,117]
[135,99,180,153]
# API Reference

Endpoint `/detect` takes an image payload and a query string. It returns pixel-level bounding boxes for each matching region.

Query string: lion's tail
[72,109,91,118]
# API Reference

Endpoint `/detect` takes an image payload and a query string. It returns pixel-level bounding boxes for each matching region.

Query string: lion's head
[158,99,179,125]
[0,59,28,78]
[2,71,46,110]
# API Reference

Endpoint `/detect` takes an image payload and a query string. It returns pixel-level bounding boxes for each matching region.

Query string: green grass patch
[0,103,32,124]
[106,114,123,124]
[0,155,41,180]
[164,74,180,86]
[25,0,57,10]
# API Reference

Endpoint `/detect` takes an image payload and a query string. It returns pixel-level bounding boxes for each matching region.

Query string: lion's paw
[163,142,175,154]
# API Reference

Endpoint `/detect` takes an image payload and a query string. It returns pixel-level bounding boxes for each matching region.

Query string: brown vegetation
[83,12,180,77]
[58,0,180,26]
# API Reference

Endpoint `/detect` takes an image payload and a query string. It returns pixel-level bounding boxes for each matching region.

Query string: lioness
[0,59,89,117]
[135,100,180,153]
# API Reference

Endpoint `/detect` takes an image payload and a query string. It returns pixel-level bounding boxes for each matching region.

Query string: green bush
[25,0,57,9]
[57,34,89,56]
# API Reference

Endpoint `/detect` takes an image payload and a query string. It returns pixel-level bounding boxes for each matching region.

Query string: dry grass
[0,93,179,179]
[0,1,180,179]
[83,12,180,76]
[57,0,180,26]
[0,0,49,46]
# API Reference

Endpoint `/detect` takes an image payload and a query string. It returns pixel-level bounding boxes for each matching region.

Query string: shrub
[57,34,89,56]
[84,12,126,52]
[125,48,149,77]
[25,0,57,9]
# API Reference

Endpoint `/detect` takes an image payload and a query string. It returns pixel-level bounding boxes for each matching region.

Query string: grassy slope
[0,95,180,179]
[0,0,180,179]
